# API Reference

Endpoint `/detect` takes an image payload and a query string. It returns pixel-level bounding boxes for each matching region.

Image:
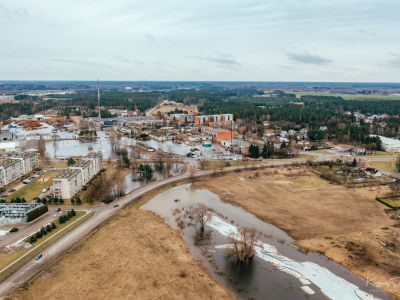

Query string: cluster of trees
[138,164,153,180]
[26,222,57,243]
[26,205,48,222]
[85,172,124,204]
[36,196,64,205]
[10,197,27,203]
[71,196,83,205]
[248,142,294,159]
[58,209,76,224]
[67,157,76,166]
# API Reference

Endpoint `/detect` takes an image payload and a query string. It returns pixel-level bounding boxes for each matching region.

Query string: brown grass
[194,167,400,299]
[9,189,233,300]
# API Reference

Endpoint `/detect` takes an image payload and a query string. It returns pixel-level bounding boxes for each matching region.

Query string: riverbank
[194,166,400,299]
[8,185,234,300]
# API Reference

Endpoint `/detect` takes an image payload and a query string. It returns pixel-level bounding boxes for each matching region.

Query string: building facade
[194,114,233,127]
[0,152,39,187]
[52,152,103,199]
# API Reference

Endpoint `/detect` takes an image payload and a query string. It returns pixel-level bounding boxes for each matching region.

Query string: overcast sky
[0,0,399,82]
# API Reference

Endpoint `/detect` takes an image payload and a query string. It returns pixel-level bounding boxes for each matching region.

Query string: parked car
[23,179,31,184]
[113,204,119,208]
[55,208,61,212]
[8,189,16,193]
[35,253,43,260]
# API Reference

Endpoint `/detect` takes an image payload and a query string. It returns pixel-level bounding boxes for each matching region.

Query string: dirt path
[194,167,400,299]
[9,199,234,299]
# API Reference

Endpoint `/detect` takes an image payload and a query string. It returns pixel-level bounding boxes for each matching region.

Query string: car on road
[8,189,16,193]
[55,208,61,212]
[35,253,43,261]
[23,179,31,184]
[113,204,119,208]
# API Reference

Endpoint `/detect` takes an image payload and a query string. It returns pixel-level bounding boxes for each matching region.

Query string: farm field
[194,167,400,299]
[293,91,400,101]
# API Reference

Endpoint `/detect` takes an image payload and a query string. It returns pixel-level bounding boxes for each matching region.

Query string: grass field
[368,160,397,173]
[0,211,90,283]
[293,91,400,101]
[200,159,259,170]
[6,170,60,201]
[9,183,233,300]
[377,197,400,209]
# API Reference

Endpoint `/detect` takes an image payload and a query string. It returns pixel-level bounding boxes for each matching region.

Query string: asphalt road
[0,156,397,297]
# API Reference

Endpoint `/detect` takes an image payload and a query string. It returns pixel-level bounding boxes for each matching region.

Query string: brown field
[194,167,400,299]
[9,188,233,300]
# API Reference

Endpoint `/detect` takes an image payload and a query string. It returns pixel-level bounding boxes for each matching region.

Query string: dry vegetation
[194,167,400,298]
[9,188,233,300]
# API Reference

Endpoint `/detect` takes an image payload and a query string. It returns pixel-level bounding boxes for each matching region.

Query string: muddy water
[141,184,392,300]
[124,163,184,193]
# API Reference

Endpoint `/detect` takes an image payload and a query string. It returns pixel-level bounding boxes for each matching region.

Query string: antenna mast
[97,79,101,118]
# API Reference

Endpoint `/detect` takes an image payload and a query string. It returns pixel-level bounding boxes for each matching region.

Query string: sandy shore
[194,167,400,299]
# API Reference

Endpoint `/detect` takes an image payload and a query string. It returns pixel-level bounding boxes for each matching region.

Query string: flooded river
[141,184,392,300]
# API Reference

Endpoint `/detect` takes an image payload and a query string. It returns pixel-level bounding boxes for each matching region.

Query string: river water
[141,184,392,300]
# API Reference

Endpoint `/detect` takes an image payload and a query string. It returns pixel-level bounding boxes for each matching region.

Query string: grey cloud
[0,4,28,18]
[285,51,332,65]
[188,52,240,66]
[144,33,155,42]
[388,52,400,66]
[358,28,376,36]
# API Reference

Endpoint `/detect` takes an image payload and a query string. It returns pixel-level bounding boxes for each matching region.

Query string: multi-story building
[52,169,83,199]
[194,114,233,127]
[0,152,39,187]
[11,152,39,174]
[52,152,103,199]
[70,160,94,185]
[201,127,233,143]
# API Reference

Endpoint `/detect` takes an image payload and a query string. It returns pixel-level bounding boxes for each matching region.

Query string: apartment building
[201,127,233,143]
[70,160,94,185]
[0,152,39,187]
[194,114,233,127]
[52,152,103,199]
[53,169,83,199]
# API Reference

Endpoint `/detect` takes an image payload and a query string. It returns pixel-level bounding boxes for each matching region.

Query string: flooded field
[124,163,184,193]
[141,184,392,300]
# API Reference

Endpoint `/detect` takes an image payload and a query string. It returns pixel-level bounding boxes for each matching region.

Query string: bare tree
[226,227,257,262]
[189,204,210,235]
[109,131,118,154]
[199,160,208,170]
[188,164,196,182]
[38,136,46,159]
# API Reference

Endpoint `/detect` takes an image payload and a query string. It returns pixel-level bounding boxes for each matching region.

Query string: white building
[371,135,400,152]
[0,152,39,187]
[52,169,83,200]
[0,141,21,153]
[52,152,103,199]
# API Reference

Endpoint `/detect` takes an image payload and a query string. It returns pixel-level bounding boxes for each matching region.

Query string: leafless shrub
[187,204,210,236]
[226,227,257,263]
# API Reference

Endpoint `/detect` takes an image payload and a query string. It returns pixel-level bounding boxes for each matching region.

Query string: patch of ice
[208,215,381,300]
[300,285,315,295]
